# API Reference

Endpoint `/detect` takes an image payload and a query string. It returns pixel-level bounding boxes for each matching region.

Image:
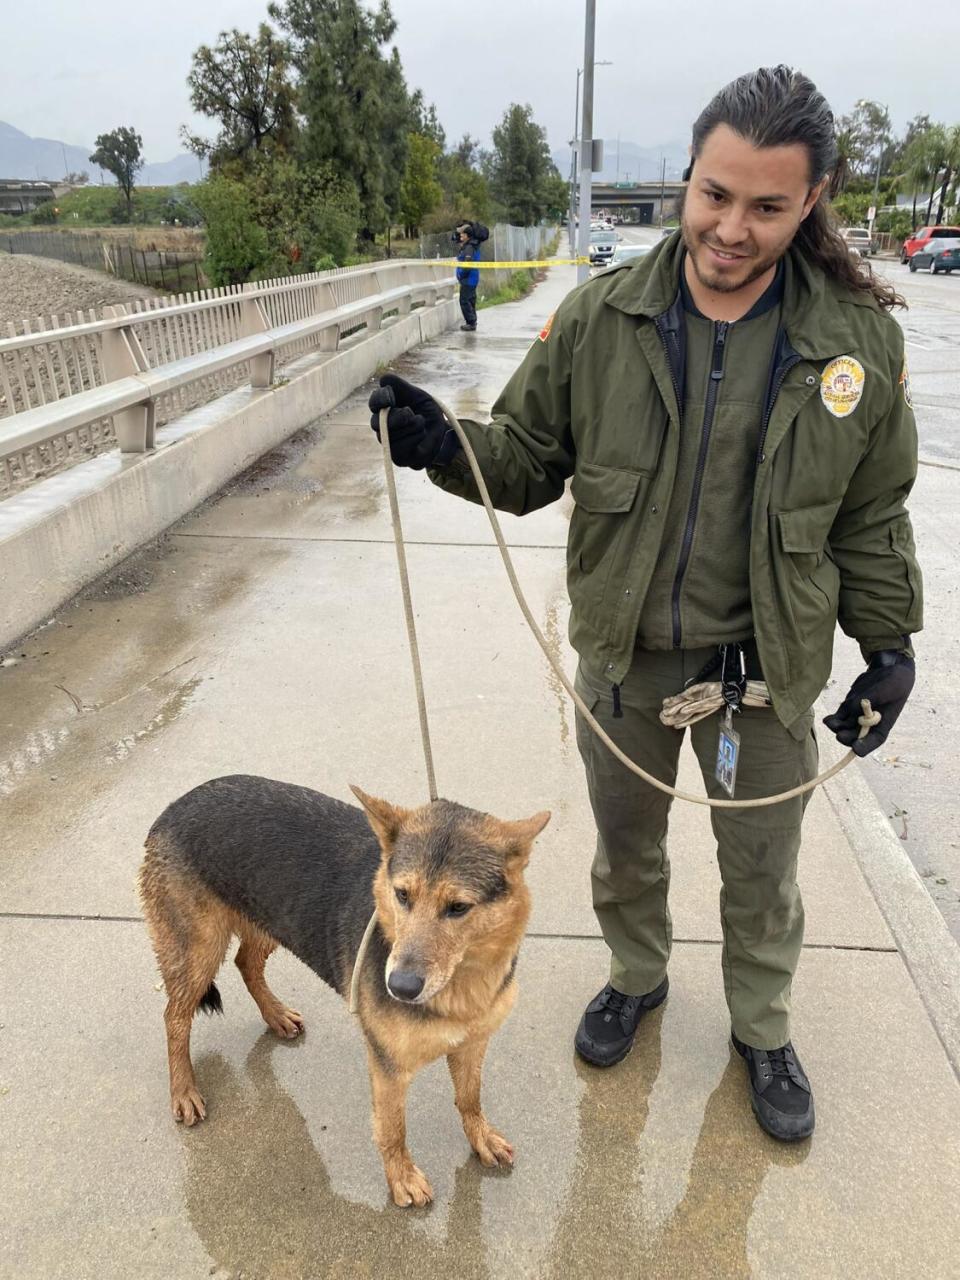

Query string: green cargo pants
[575,646,818,1050]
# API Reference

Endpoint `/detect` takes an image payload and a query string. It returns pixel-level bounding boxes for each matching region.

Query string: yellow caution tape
[435,257,590,269]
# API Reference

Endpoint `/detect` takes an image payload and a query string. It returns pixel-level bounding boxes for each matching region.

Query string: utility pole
[576,0,596,286]
[658,156,666,227]
[569,68,582,252]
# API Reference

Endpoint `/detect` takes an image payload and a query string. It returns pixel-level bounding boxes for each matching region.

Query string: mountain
[552,138,688,184]
[0,121,205,186]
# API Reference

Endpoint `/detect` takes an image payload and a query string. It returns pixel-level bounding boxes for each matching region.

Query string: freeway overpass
[580,180,687,224]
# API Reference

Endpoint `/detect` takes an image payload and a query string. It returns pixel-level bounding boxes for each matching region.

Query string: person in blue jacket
[455,223,481,331]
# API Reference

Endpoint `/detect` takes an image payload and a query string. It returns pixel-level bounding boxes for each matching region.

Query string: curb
[821,729,960,1081]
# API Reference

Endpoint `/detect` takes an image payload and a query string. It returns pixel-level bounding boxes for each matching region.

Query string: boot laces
[767,1045,794,1078]
[602,986,629,1014]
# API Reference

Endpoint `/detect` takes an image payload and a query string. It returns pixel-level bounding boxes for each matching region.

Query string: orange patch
[537,312,555,343]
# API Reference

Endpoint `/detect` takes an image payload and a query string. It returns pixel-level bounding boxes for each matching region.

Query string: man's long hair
[688,66,905,312]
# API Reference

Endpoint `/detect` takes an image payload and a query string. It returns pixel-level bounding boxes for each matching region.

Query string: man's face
[681,123,826,294]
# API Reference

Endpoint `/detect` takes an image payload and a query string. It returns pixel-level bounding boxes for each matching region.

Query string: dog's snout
[387,969,425,1001]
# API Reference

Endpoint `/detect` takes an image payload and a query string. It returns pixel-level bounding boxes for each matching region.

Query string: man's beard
[681,220,787,294]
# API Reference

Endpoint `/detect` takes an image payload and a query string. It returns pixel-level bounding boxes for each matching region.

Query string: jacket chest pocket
[569,461,647,575]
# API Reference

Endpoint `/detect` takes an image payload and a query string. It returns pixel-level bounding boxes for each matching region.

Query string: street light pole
[568,68,582,249]
[576,0,597,285]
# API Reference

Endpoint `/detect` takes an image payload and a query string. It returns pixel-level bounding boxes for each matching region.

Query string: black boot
[733,1034,815,1141]
[460,323,477,331]
[574,978,668,1067]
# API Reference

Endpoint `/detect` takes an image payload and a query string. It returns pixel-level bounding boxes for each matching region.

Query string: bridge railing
[0,259,455,498]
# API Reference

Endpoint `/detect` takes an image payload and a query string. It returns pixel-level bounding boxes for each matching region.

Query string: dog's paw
[172,1087,206,1126]
[267,1005,305,1039]
[468,1120,514,1168]
[388,1162,434,1208]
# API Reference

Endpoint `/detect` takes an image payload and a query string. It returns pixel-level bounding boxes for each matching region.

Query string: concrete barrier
[0,299,458,651]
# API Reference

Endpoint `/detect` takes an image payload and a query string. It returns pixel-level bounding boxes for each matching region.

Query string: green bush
[30,201,58,225]
[192,176,269,285]
[876,208,913,240]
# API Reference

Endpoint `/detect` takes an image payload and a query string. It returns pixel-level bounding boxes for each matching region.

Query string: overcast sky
[4,0,960,163]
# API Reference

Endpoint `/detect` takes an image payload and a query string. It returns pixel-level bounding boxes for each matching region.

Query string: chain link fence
[418,222,559,299]
[2,229,204,293]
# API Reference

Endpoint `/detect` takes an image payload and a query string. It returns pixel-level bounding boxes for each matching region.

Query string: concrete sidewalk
[2,259,959,1279]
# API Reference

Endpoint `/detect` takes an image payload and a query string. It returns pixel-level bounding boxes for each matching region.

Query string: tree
[935,125,960,225]
[247,153,361,271]
[902,131,935,229]
[192,175,269,285]
[182,24,296,168]
[489,104,561,225]
[438,135,491,224]
[64,171,89,186]
[89,127,143,220]
[921,124,948,224]
[270,0,419,239]
[399,132,443,236]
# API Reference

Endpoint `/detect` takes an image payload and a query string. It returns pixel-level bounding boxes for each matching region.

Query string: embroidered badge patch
[820,356,865,418]
[537,312,555,343]
[900,357,913,409]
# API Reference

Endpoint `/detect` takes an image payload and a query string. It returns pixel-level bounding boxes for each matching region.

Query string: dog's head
[350,786,550,1006]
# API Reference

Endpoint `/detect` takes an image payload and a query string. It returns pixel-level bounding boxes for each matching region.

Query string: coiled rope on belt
[376,402,878,816]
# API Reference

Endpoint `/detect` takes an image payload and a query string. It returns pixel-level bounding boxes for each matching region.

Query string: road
[597,227,960,940]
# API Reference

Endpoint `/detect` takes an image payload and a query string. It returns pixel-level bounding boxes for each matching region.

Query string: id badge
[716,708,741,798]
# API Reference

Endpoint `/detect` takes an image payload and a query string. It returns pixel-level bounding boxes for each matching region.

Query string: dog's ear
[496,810,551,866]
[350,785,409,852]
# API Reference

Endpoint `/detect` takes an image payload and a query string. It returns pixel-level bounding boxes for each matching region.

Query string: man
[455,223,481,332]
[368,67,921,1141]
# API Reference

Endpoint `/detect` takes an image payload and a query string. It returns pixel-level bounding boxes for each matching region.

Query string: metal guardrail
[0,260,455,497]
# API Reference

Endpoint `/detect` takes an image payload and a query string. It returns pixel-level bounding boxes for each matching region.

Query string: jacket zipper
[756,353,802,465]
[670,320,729,647]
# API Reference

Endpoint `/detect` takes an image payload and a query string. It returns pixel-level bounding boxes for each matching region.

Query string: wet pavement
[829,258,960,943]
[2,247,960,1278]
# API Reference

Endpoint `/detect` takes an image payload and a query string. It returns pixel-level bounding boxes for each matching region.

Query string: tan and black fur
[138,774,549,1207]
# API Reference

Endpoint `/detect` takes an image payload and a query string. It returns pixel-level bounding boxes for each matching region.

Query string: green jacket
[430,235,923,731]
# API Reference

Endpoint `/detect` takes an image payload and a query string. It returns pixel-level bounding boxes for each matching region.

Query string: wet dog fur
[138,774,549,1207]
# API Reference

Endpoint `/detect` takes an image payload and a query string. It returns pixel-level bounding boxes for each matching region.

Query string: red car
[900,225,960,264]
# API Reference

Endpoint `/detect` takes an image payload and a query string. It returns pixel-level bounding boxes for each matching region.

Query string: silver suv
[840,227,876,257]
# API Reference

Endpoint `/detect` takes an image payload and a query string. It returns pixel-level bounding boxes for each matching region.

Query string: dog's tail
[197,982,224,1016]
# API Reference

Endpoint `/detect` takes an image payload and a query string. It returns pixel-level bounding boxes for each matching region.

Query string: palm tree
[902,133,933,229]
[935,125,960,225]
[832,124,857,196]
[923,124,948,225]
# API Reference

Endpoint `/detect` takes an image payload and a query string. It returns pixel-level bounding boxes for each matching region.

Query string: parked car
[908,237,960,274]
[900,225,960,264]
[588,228,619,265]
[608,244,652,266]
[840,227,876,257]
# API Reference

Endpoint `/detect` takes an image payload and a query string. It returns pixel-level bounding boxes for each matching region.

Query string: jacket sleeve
[428,304,576,516]
[829,323,923,657]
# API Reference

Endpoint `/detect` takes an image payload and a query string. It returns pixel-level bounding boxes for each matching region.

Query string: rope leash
[377,405,879,813]
[352,404,879,1014]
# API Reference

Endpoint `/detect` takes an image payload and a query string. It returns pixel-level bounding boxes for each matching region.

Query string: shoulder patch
[820,356,865,418]
[537,312,555,343]
[900,357,913,409]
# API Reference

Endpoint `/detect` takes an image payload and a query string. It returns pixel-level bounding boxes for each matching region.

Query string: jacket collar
[604,231,874,361]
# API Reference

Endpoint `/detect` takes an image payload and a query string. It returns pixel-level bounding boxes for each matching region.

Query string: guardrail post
[101,306,155,452]
[239,295,275,388]
[313,283,340,352]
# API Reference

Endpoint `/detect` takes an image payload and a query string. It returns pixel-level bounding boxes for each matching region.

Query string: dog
[138,774,550,1207]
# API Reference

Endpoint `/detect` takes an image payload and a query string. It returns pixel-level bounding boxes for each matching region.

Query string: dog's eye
[446,901,472,917]
[394,887,409,906]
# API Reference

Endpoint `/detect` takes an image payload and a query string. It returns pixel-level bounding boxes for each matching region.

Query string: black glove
[367,374,460,470]
[823,650,915,757]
